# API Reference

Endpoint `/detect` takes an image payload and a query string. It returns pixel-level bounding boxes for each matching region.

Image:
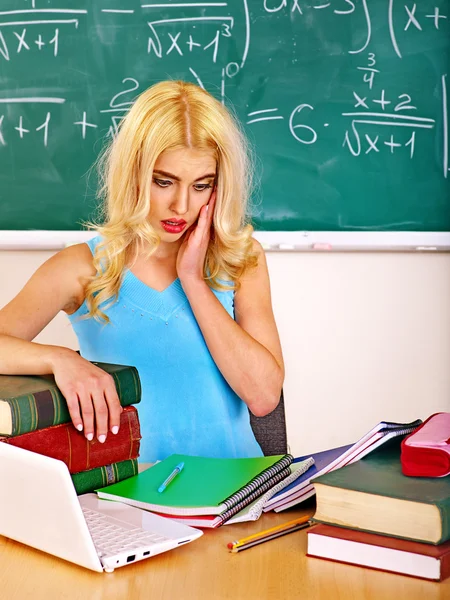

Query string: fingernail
[98,434,106,444]
[86,433,94,441]
[205,205,209,213]
[76,424,83,432]
[111,426,119,435]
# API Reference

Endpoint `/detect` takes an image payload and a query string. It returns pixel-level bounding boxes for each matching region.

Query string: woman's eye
[153,178,172,187]
[194,184,212,192]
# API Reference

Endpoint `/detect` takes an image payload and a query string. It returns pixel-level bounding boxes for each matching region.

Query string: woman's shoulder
[241,237,266,277]
[234,237,268,297]
[54,241,96,272]
[54,234,103,279]
[50,242,97,314]
[250,237,264,256]
[83,233,104,256]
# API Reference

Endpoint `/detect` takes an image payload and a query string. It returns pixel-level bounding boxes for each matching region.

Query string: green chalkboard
[0,0,449,232]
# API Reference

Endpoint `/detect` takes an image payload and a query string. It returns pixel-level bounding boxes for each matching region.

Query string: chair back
[249,390,288,456]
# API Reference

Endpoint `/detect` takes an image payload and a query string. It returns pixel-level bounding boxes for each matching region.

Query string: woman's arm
[177,199,284,416]
[0,245,123,441]
[181,243,284,416]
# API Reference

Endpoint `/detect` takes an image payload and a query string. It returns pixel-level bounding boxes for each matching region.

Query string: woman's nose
[170,187,189,215]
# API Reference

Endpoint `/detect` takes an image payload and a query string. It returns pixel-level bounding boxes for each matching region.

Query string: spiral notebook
[96,453,293,517]
[224,457,315,525]
[154,466,294,528]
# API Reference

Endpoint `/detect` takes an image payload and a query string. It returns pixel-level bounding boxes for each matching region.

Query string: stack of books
[306,440,450,582]
[0,363,142,494]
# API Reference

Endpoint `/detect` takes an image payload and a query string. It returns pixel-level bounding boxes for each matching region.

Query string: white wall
[1,250,449,456]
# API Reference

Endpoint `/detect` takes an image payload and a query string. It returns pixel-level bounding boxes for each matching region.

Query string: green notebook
[96,453,293,516]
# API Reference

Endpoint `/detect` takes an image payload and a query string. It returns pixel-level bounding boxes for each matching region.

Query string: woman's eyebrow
[153,169,216,182]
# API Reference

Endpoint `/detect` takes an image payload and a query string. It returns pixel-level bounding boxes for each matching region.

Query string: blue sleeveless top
[68,236,263,462]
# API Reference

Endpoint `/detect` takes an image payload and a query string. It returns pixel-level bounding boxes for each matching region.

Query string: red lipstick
[161,219,187,234]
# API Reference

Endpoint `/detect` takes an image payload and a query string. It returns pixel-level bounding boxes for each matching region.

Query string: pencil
[226,514,312,550]
[230,520,313,553]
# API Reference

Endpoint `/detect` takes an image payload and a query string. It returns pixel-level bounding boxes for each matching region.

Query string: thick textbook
[313,442,450,544]
[71,459,138,496]
[0,406,141,474]
[264,418,422,513]
[0,362,141,436]
[97,453,293,517]
[307,524,450,581]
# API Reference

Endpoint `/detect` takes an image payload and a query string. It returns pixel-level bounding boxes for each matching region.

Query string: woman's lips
[161,220,187,234]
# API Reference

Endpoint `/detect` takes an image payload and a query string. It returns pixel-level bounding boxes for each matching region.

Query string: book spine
[438,496,450,544]
[4,365,141,436]
[222,454,294,510]
[2,406,141,474]
[441,548,450,581]
[71,458,138,495]
[218,467,291,525]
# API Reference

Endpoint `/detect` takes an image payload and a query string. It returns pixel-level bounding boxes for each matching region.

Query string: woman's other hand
[176,190,216,285]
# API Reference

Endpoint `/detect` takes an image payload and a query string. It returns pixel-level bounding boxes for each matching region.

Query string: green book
[71,459,138,496]
[313,443,450,545]
[0,362,141,436]
[97,453,293,516]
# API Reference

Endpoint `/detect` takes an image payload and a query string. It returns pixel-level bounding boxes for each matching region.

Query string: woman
[0,81,284,461]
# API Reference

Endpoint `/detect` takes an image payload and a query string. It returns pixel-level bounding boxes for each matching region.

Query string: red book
[0,406,141,474]
[307,523,450,582]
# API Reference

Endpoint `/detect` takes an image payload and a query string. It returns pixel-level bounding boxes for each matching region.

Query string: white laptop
[0,443,202,573]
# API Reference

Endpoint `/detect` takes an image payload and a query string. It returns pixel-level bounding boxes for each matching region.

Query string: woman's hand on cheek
[176,191,216,285]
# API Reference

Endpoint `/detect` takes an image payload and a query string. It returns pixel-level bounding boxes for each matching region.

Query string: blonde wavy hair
[84,80,258,323]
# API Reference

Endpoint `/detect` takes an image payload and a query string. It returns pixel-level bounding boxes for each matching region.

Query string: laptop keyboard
[82,507,170,557]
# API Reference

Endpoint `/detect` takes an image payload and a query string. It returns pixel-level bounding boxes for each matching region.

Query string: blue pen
[157,462,184,493]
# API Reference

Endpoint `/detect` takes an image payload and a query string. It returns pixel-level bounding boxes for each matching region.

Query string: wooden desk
[0,505,448,600]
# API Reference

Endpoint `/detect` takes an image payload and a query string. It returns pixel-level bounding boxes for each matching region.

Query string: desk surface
[1,504,449,600]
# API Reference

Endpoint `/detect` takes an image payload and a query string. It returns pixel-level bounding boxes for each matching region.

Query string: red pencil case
[401,412,450,477]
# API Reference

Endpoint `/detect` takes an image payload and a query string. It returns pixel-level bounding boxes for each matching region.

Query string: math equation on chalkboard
[0,0,448,231]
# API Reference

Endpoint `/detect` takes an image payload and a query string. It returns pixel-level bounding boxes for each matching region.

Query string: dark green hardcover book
[0,362,141,436]
[313,443,450,544]
[72,459,139,495]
